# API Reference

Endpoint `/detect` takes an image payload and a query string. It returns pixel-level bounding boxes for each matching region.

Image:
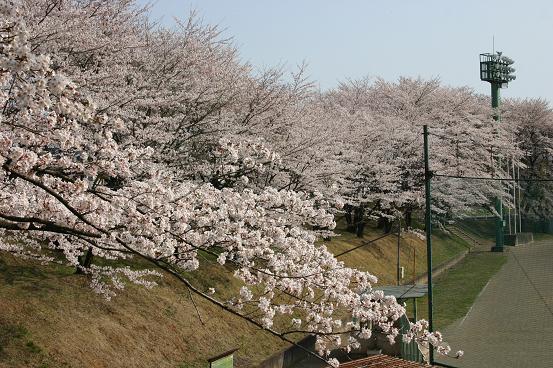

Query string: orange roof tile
[339,355,436,368]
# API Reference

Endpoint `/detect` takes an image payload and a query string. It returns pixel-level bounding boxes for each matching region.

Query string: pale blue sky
[139,0,553,102]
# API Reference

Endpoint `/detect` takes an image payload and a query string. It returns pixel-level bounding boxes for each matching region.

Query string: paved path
[436,240,553,367]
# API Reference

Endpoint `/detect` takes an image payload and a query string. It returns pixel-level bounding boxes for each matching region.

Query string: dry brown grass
[0,226,467,368]
[0,254,287,368]
[325,227,468,285]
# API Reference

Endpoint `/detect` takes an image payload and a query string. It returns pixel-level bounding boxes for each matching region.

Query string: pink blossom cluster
[403,319,464,360]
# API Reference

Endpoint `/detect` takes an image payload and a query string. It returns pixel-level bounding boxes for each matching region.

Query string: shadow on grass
[0,320,50,366]
[0,258,48,285]
[0,254,79,297]
[0,322,27,356]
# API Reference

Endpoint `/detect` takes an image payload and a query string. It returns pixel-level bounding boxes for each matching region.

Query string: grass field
[406,252,508,329]
[0,253,288,368]
[329,221,507,331]
[325,224,469,286]
[0,219,472,367]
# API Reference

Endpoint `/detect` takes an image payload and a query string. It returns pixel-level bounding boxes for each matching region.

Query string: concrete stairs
[445,224,491,252]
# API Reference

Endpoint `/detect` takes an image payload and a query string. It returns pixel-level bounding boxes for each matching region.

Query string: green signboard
[210,354,233,368]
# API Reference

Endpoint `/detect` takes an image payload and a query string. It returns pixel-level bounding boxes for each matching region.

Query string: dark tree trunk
[76,247,94,274]
[404,209,413,228]
[354,206,365,238]
[377,217,393,234]
[384,219,392,233]
[344,204,355,233]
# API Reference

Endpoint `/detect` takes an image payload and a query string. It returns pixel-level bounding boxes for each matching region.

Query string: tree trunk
[377,217,393,234]
[76,247,94,274]
[404,209,413,228]
[354,206,365,238]
[345,204,355,233]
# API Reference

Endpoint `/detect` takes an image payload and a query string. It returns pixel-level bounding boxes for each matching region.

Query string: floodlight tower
[479,52,516,252]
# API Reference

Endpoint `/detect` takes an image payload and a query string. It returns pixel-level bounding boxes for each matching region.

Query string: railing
[398,314,424,363]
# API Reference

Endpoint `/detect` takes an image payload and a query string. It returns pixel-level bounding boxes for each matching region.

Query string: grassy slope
[325,226,468,285]
[0,254,287,368]
[0,223,470,368]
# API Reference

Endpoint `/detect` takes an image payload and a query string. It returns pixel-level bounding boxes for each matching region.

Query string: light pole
[423,125,434,364]
[479,52,516,252]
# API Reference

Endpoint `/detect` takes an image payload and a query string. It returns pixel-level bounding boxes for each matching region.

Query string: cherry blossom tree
[503,98,553,222]
[21,1,341,203]
[20,0,344,256]
[1,1,460,365]
[326,77,524,235]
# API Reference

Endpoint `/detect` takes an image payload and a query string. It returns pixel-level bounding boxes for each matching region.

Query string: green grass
[0,323,27,355]
[431,229,471,266]
[325,220,469,286]
[25,340,42,354]
[407,252,508,329]
[0,252,287,368]
[0,218,482,368]
[0,317,52,367]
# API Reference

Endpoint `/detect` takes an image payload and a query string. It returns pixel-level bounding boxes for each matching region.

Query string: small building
[207,348,239,368]
[372,285,428,363]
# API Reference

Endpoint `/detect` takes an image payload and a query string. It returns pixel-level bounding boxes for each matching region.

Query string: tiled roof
[339,355,436,367]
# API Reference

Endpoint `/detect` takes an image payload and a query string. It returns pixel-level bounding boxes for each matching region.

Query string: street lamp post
[479,52,516,252]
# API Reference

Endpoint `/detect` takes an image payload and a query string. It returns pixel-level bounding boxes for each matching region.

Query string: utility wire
[335,232,393,258]
[396,283,418,300]
[433,173,553,182]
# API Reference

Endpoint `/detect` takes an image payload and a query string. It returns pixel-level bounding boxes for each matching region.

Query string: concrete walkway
[436,240,553,367]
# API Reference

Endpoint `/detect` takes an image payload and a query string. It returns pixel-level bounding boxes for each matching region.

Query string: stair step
[446,225,484,248]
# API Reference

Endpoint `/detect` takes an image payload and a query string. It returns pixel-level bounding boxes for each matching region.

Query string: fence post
[397,220,401,285]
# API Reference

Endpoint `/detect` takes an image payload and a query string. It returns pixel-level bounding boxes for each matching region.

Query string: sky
[138,0,553,102]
